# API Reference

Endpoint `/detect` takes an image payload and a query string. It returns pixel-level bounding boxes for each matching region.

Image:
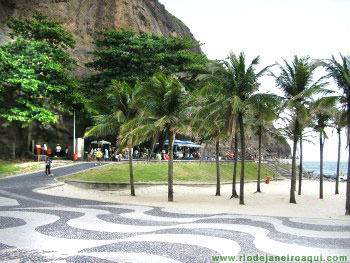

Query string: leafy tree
[273,56,326,203]
[0,40,79,123]
[134,72,191,201]
[85,30,207,98]
[7,11,75,50]
[7,12,76,71]
[0,12,81,155]
[322,55,350,215]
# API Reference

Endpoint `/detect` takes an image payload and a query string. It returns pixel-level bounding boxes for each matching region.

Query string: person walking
[96,148,102,166]
[45,157,53,176]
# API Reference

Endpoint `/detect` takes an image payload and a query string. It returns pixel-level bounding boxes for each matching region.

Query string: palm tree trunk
[298,134,303,195]
[335,129,341,195]
[319,132,324,199]
[129,139,135,196]
[345,107,350,215]
[231,132,239,198]
[215,139,221,196]
[27,124,33,155]
[290,121,299,204]
[256,128,262,193]
[148,135,158,162]
[238,112,245,205]
[168,130,175,202]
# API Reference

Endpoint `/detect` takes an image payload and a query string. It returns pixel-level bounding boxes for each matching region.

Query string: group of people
[88,147,149,163]
[41,143,69,158]
[87,144,204,163]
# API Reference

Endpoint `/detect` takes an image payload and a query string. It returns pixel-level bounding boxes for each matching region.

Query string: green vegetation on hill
[59,162,275,183]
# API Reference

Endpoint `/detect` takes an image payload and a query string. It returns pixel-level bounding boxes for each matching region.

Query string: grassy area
[0,162,21,177]
[60,161,275,183]
[0,161,43,178]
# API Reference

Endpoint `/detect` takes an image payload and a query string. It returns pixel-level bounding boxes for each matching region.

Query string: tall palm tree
[331,108,346,195]
[192,114,225,196]
[135,72,191,201]
[231,128,239,198]
[273,55,326,203]
[85,82,139,196]
[228,53,272,205]
[249,94,282,192]
[199,54,271,204]
[196,66,232,197]
[297,128,315,195]
[311,97,336,199]
[322,55,350,215]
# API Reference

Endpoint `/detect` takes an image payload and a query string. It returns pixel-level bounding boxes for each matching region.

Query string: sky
[159,0,350,162]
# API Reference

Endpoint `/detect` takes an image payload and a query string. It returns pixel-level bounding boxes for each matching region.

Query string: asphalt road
[0,162,350,262]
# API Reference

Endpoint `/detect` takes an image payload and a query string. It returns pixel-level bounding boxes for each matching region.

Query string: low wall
[64,179,273,190]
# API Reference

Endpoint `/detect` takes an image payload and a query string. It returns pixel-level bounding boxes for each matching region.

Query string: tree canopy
[85,30,207,95]
[0,12,82,127]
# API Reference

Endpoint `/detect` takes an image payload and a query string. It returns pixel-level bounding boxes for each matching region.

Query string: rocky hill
[0,0,201,77]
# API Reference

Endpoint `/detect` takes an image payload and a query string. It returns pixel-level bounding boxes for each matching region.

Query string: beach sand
[37,179,350,220]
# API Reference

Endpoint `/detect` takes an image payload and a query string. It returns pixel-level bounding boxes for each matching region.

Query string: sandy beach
[37,179,350,220]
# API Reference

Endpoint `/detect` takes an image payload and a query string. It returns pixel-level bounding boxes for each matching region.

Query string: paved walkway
[0,163,350,262]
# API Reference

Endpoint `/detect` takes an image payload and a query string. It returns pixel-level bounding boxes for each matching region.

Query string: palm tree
[311,97,336,199]
[273,56,326,203]
[228,53,272,204]
[135,72,191,201]
[249,94,282,192]
[196,65,232,197]
[322,55,350,215]
[192,115,225,196]
[297,128,315,195]
[332,108,346,194]
[198,54,271,204]
[85,82,139,196]
[231,128,239,198]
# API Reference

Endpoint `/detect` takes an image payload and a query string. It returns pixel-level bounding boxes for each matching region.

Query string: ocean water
[302,161,348,176]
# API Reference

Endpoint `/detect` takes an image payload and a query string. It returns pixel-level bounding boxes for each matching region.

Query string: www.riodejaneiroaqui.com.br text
[211,254,348,262]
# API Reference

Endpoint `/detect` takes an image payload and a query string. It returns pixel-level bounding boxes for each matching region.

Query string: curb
[63,178,285,190]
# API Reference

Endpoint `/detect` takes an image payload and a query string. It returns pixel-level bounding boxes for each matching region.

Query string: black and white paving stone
[0,163,350,262]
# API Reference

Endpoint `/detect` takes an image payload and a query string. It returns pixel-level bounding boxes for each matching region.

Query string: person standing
[65,146,69,158]
[45,157,53,176]
[56,144,61,157]
[104,148,109,161]
[93,148,97,161]
[43,143,48,155]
